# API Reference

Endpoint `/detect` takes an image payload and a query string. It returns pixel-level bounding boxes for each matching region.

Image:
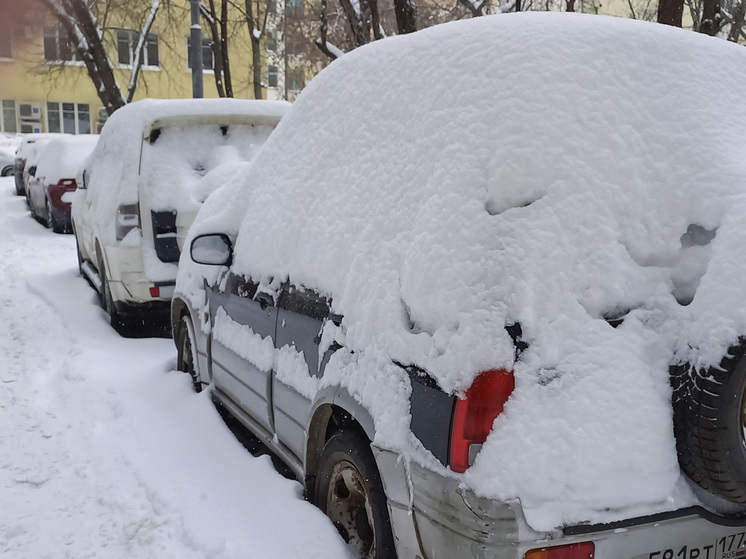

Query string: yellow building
[0,1,277,135]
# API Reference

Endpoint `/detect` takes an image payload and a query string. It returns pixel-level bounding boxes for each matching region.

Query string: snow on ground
[0,176,347,559]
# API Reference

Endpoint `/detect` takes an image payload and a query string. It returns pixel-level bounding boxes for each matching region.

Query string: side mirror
[190,233,233,266]
[28,165,36,177]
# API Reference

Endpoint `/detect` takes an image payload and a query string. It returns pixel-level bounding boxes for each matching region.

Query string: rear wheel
[99,261,123,331]
[315,429,396,559]
[45,198,54,230]
[46,199,64,233]
[176,314,202,392]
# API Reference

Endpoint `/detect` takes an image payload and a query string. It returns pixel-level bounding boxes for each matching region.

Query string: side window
[277,284,329,320]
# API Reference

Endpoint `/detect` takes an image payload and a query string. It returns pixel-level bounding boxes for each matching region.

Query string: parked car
[172,13,746,559]
[0,133,21,176]
[25,135,98,233]
[13,133,67,196]
[72,98,289,331]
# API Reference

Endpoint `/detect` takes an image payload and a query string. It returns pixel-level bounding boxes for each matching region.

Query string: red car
[26,135,98,233]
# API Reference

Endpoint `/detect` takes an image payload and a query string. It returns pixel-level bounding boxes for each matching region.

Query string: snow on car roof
[35,135,99,185]
[185,13,746,529]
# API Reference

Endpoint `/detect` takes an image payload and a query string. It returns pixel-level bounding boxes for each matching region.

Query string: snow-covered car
[172,13,746,559]
[0,133,21,177]
[25,135,98,233]
[72,98,289,331]
[13,133,68,196]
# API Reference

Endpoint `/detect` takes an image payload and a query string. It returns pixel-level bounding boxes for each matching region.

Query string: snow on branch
[127,0,161,101]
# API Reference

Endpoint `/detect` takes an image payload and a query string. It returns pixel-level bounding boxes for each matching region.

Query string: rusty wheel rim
[326,460,375,558]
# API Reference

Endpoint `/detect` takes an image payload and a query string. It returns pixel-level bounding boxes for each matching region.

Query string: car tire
[315,429,397,559]
[2,165,13,177]
[671,340,746,506]
[46,199,64,233]
[45,198,54,230]
[75,236,83,275]
[100,261,123,331]
[176,314,202,392]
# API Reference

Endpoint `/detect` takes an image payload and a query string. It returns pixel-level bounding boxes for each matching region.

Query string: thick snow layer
[0,178,347,558]
[181,13,746,530]
[140,123,275,214]
[34,134,99,185]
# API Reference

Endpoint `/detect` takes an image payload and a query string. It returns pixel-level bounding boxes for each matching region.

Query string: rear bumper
[373,447,746,559]
[102,244,176,305]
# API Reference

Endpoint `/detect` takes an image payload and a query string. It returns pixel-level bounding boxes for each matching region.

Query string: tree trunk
[657,0,684,26]
[394,0,417,33]
[699,0,721,34]
[221,0,233,97]
[44,0,126,114]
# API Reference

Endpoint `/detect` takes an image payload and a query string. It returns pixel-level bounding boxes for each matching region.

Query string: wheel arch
[305,389,377,500]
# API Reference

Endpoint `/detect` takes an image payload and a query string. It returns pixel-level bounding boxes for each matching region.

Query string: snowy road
[0,177,348,559]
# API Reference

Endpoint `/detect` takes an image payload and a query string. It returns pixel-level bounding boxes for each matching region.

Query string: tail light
[525,542,595,559]
[116,203,140,240]
[450,368,514,473]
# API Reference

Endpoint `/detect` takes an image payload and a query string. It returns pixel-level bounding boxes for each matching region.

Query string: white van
[72,98,288,331]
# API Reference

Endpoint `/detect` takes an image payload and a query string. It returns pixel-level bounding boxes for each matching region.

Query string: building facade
[0,0,282,135]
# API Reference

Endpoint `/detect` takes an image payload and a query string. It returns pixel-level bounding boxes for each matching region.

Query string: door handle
[256,292,273,310]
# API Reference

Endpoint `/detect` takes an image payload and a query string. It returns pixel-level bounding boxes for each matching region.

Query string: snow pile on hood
[184,13,746,529]
[34,135,99,185]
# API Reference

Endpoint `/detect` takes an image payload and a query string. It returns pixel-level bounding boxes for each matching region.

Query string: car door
[209,272,278,434]
[274,284,338,462]
[72,166,96,263]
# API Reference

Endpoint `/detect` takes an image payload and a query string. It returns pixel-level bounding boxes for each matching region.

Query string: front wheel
[315,429,396,559]
[176,314,202,392]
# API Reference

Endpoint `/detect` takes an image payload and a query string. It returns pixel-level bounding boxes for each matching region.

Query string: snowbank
[183,13,746,529]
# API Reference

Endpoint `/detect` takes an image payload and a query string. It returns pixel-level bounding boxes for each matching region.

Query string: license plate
[639,532,746,559]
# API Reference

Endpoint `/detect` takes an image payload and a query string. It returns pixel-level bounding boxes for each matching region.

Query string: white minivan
[72,98,288,331]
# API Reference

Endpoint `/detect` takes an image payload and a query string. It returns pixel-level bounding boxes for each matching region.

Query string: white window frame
[46,101,91,135]
[43,26,82,64]
[116,29,160,69]
[1,100,17,133]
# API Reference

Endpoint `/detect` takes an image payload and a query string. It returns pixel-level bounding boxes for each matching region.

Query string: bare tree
[35,0,164,115]
[200,0,235,96]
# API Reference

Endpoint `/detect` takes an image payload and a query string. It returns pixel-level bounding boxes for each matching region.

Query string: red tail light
[450,368,514,473]
[524,542,595,559]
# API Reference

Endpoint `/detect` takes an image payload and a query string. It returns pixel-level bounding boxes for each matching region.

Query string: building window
[268,0,277,13]
[187,37,214,71]
[287,0,304,15]
[0,25,12,59]
[117,29,159,67]
[47,102,90,134]
[267,65,278,88]
[287,67,305,91]
[1,100,16,133]
[43,27,76,61]
[267,30,277,52]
